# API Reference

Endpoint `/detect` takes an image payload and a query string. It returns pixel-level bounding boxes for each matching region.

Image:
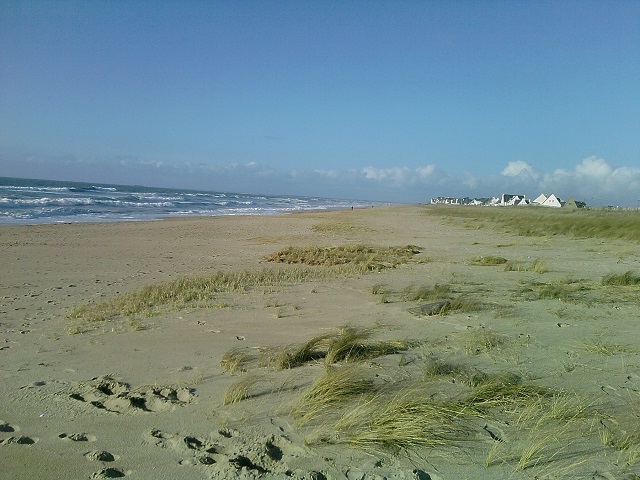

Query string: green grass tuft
[602,270,640,286]
[293,365,376,425]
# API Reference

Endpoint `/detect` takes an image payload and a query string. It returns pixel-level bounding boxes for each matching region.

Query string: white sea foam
[0,177,383,225]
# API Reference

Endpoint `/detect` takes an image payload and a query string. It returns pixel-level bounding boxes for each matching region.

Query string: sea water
[0,177,380,225]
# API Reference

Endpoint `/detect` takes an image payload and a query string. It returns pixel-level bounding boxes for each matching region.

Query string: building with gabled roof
[532,193,547,205]
[541,194,562,207]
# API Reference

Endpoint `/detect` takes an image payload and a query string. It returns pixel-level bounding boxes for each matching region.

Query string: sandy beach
[1,205,639,479]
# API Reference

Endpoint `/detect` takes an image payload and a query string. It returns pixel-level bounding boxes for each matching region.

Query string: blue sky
[1,1,639,205]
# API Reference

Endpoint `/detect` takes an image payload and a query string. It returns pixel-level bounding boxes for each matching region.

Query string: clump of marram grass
[485,392,597,474]
[517,278,589,302]
[324,326,412,364]
[423,356,488,387]
[402,283,452,301]
[264,244,422,270]
[293,365,376,425]
[380,282,482,316]
[503,258,548,273]
[579,340,636,356]
[222,375,264,405]
[329,386,472,453]
[220,348,255,374]
[593,392,640,465]
[463,330,506,356]
[469,255,508,266]
[259,325,413,369]
[464,372,555,411]
[602,270,640,286]
[260,332,334,370]
[68,263,383,325]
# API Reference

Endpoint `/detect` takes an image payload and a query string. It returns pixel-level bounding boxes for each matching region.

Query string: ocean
[0,177,382,225]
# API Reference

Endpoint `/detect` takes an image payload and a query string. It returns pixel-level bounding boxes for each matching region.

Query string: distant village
[430,193,584,208]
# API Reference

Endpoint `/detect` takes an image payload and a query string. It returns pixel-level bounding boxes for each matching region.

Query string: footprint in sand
[58,432,98,442]
[0,421,18,433]
[69,375,197,414]
[90,467,128,478]
[146,428,326,478]
[84,451,117,462]
[0,422,37,445]
[0,436,38,445]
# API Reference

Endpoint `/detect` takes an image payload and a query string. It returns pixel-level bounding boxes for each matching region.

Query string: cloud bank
[1,153,638,206]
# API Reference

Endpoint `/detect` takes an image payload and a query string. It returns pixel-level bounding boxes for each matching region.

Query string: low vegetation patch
[264,244,422,270]
[374,282,482,316]
[423,206,640,242]
[215,327,634,477]
[517,278,590,302]
[311,221,374,234]
[69,244,422,325]
[293,365,376,425]
[469,255,508,266]
[257,325,413,370]
[602,270,640,286]
[222,375,264,405]
[220,347,256,374]
[503,258,548,273]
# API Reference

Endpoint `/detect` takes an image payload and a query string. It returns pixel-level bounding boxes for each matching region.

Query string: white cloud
[362,165,441,187]
[501,160,540,179]
[575,156,613,177]
[539,156,640,204]
[2,151,638,206]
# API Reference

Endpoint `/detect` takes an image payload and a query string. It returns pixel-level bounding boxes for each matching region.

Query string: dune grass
[69,267,339,323]
[69,244,423,325]
[222,375,264,405]
[258,325,413,370]
[214,325,623,476]
[264,244,422,270]
[602,270,640,286]
[293,365,376,425]
[463,330,507,356]
[220,347,255,374]
[260,332,334,370]
[402,283,452,301]
[469,255,508,266]
[518,278,590,302]
[311,221,374,234]
[375,282,481,316]
[333,386,472,453]
[504,258,548,273]
[423,205,640,242]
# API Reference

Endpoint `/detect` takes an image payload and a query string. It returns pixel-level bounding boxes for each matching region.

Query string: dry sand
[1,205,639,479]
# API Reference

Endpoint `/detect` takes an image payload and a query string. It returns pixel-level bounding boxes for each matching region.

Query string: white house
[541,194,562,208]
[532,193,548,205]
[500,194,526,206]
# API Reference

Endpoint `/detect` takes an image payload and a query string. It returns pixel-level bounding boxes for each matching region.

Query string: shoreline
[0,203,399,227]
[1,205,639,479]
